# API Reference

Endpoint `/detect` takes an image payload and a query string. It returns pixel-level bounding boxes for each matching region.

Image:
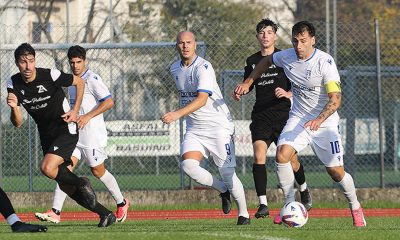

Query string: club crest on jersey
[36,85,48,93]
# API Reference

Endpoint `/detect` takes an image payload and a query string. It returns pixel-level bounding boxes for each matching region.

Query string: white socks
[52,184,68,211]
[181,159,227,193]
[7,214,20,226]
[258,195,267,206]
[276,162,296,204]
[337,172,361,210]
[219,167,249,218]
[52,170,125,210]
[100,170,124,205]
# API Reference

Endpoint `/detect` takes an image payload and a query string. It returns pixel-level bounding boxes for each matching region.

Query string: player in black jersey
[233,19,312,222]
[6,43,115,227]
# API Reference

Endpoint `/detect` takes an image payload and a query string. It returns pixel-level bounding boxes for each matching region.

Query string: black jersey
[7,68,75,139]
[244,49,291,113]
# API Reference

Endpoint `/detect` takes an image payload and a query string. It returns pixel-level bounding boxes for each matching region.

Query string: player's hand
[7,93,18,108]
[275,87,290,99]
[304,118,324,131]
[77,114,91,129]
[61,110,78,123]
[161,112,179,124]
[233,82,250,97]
[232,91,242,101]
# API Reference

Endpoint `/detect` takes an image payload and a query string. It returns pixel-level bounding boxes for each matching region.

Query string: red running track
[2,208,400,222]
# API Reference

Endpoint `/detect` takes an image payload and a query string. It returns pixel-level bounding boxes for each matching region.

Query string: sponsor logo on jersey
[327,59,333,65]
[20,90,25,95]
[36,85,48,93]
[53,146,59,151]
[204,64,208,69]
[258,79,274,86]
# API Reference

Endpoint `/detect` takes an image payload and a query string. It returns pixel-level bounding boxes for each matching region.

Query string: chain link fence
[1,20,399,192]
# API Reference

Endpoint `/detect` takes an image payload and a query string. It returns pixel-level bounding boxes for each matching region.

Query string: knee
[327,168,345,182]
[91,166,105,178]
[181,159,199,175]
[253,152,266,164]
[40,163,56,178]
[275,150,289,164]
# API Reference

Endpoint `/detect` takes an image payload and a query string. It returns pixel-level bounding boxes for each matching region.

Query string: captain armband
[325,81,341,93]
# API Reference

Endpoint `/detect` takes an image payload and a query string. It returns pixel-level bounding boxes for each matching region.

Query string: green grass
[1,216,400,240]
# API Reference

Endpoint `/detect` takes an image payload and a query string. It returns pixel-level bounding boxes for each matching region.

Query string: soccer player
[161,31,250,225]
[0,187,47,233]
[234,21,366,227]
[7,43,116,227]
[233,19,311,220]
[35,45,129,224]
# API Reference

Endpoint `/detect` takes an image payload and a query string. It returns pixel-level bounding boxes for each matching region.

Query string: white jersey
[69,69,111,148]
[170,56,234,134]
[272,48,340,126]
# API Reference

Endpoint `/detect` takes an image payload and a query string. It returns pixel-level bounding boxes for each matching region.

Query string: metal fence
[1,20,399,192]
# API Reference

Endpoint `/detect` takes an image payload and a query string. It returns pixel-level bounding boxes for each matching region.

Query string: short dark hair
[14,43,35,62]
[256,18,278,33]
[292,21,316,37]
[67,45,86,60]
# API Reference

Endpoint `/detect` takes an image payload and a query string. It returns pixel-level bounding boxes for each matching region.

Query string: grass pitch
[1,216,400,240]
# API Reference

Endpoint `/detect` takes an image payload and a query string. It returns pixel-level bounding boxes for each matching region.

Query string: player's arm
[161,92,208,124]
[62,75,84,123]
[234,55,273,96]
[77,97,114,129]
[233,61,255,101]
[304,81,341,131]
[7,93,24,128]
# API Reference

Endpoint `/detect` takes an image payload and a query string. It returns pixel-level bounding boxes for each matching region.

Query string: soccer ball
[280,201,308,228]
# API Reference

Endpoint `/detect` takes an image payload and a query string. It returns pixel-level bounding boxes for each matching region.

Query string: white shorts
[181,131,236,168]
[277,117,344,167]
[72,147,108,167]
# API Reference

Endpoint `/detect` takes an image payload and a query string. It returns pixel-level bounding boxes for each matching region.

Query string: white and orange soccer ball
[280,201,309,228]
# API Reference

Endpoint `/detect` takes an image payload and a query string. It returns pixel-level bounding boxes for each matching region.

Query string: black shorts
[250,110,289,144]
[40,132,78,164]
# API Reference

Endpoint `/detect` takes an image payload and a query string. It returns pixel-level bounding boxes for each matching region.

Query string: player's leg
[252,140,269,218]
[211,133,250,225]
[312,127,365,227]
[0,187,47,233]
[83,147,129,223]
[35,152,79,223]
[290,155,312,210]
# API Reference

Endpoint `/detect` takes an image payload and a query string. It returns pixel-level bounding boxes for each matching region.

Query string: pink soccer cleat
[34,209,61,224]
[351,207,366,227]
[116,198,130,223]
[273,214,282,225]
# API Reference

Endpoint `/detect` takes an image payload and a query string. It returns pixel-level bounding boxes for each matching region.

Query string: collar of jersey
[181,55,198,68]
[80,68,89,78]
[304,49,317,62]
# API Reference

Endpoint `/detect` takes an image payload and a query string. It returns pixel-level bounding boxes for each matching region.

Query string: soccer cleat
[254,204,269,218]
[299,188,312,211]
[237,216,250,225]
[116,198,130,223]
[220,190,232,214]
[11,221,48,233]
[78,177,97,209]
[98,212,116,228]
[351,207,366,227]
[273,214,282,224]
[34,210,61,224]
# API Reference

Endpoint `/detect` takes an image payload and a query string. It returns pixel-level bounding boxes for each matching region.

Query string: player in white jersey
[35,45,130,224]
[235,21,366,227]
[161,31,250,225]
